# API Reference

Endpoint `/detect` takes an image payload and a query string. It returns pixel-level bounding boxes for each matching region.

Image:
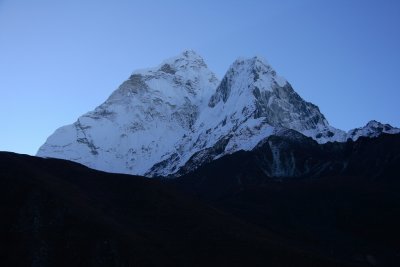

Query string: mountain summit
[37,51,399,176]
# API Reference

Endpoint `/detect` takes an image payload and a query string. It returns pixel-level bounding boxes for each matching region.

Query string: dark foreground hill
[174,133,400,266]
[1,134,399,266]
[0,151,356,267]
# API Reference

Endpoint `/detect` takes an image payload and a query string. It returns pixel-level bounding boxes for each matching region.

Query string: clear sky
[1,0,399,155]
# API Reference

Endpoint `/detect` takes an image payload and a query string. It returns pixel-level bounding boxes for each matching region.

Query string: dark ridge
[172,133,400,266]
[0,152,355,267]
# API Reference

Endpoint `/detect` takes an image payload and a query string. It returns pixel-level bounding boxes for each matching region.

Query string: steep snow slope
[37,51,399,177]
[37,51,219,175]
[147,57,345,176]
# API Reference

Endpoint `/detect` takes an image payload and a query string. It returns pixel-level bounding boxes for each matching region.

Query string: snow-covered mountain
[347,120,400,141]
[37,51,399,177]
[37,51,218,175]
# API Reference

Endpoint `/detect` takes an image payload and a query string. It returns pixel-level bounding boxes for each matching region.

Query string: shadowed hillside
[174,134,400,266]
[0,152,356,267]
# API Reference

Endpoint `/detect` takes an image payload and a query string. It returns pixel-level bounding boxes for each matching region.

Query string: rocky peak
[108,50,218,106]
[208,55,327,132]
[208,56,287,108]
[157,50,209,74]
[347,120,400,141]
[365,120,392,129]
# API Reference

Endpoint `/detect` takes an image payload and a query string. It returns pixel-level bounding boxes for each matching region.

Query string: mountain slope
[6,133,397,266]
[173,133,400,266]
[0,152,357,267]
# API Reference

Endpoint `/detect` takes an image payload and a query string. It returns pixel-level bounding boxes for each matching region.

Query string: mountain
[14,50,400,266]
[37,51,399,176]
[38,50,219,175]
[0,152,358,267]
[347,120,400,141]
[146,56,344,177]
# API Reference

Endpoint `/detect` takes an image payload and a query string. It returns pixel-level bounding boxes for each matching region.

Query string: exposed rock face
[37,51,399,177]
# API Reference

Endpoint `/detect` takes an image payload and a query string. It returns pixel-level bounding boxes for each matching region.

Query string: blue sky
[1,0,399,155]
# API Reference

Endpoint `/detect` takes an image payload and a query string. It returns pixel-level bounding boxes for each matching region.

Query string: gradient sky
[1,0,399,155]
